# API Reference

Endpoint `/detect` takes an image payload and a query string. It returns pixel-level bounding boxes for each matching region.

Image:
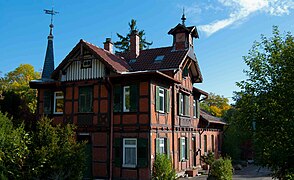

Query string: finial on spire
[181,8,186,26]
[44,7,59,39]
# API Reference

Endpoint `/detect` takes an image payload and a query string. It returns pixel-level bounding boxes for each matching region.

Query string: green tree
[0,114,87,179]
[200,93,231,117]
[114,19,152,52]
[0,64,40,113]
[236,26,294,179]
[30,117,87,179]
[152,154,176,180]
[0,112,31,179]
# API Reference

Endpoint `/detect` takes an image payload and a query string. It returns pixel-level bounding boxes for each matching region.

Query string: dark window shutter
[165,90,170,113]
[155,138,160,154]
[166,138,170,158]
[196,100,200,119]
[155,86,160,111]
[130,84,138,112]
[137,138,148,168]
[185,95,190,116]
[113,85,122,112]
[179,138,183,161]
[114,138,121,167]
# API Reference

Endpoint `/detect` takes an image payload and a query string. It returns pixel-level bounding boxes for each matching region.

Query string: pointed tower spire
[42,7,58,80]
[181,8,186,26]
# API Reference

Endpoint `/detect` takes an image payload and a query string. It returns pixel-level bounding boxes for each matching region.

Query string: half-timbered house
[30,15,226,179]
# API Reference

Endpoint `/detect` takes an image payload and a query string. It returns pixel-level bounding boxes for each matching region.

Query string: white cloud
[196,0,294,36]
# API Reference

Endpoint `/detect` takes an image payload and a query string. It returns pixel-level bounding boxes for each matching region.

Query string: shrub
[209,157,233,180]
[152,154,176,180]
[201,151,215,166]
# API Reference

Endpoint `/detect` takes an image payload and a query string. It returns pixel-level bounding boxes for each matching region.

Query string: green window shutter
[155,86,160,111]
[114,138,121,167]
[166,138,170,158]
[185,95,190,116]
[137,138,148,168]
[155,138,160,155]
[196,100,200,119]
[165,90,170,113]
[186,137,189,160]
[113,85,122,112]
[179,138,183,161]
[130,84,138,112]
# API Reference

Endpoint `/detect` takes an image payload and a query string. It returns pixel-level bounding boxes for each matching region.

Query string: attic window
[81,59,92,68]
[154,55,164,62]
[129,59,136,63]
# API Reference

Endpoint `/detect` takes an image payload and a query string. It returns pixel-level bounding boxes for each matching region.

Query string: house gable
[52,39,131,81]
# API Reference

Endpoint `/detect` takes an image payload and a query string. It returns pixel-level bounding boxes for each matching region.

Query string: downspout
[197,95,209,166]
[171,84,176,170]
[106,77,113,180]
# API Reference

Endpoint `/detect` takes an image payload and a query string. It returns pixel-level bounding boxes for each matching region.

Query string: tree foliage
[0,113,86,179]
[114,19,152,52]
[0,64,40,114]
[152,154,176,180]
[209,157,233,180]
[200,93,231,117]
[235,26,294,179]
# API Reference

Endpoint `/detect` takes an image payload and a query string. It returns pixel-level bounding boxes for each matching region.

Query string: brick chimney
[104,38,113,53]
[130,30,140,59]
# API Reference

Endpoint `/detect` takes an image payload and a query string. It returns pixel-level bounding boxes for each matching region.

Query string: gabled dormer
[168,14,199,51]
[51,39,131,81]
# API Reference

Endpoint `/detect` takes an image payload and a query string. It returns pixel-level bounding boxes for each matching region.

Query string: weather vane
[44,2,59,37]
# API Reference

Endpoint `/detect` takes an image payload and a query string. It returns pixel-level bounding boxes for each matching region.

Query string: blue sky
[1,0,293,103]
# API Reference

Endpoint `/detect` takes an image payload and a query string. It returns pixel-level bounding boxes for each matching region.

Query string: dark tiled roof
[200,109,226,125]
[42,38,55,79]
[83,40,131,73]
[119,47,189,71]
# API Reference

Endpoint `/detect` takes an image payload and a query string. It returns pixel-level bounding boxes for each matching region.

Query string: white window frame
[123,138,137,168]
[53,91,64,114]
[159,88,165,112]
[159,138,166,154]
[123,86,130,112]
[193,100,196,118]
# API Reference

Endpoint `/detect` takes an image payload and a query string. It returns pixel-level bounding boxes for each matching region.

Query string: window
[114,85,138,112]
[159,88,165,112]
[123,86,130,112]
[193,100,196,118]
[179,137,189,161]
[43,90,52,114]
[211,135,215,152]
[155,86,170,113]
[182,66,189,77]
[178,93,190,116]
[79,86,93,112]
[180,137,186,160]
[156,138,169,155]
[154,55,164,62]
[54,91,64,114]
[81,59,92,68]
[123,138,137,167]
[218,135,221,151]
[204,135,207,153]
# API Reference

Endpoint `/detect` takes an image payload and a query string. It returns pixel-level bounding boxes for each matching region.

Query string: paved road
[179,165,272,180]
